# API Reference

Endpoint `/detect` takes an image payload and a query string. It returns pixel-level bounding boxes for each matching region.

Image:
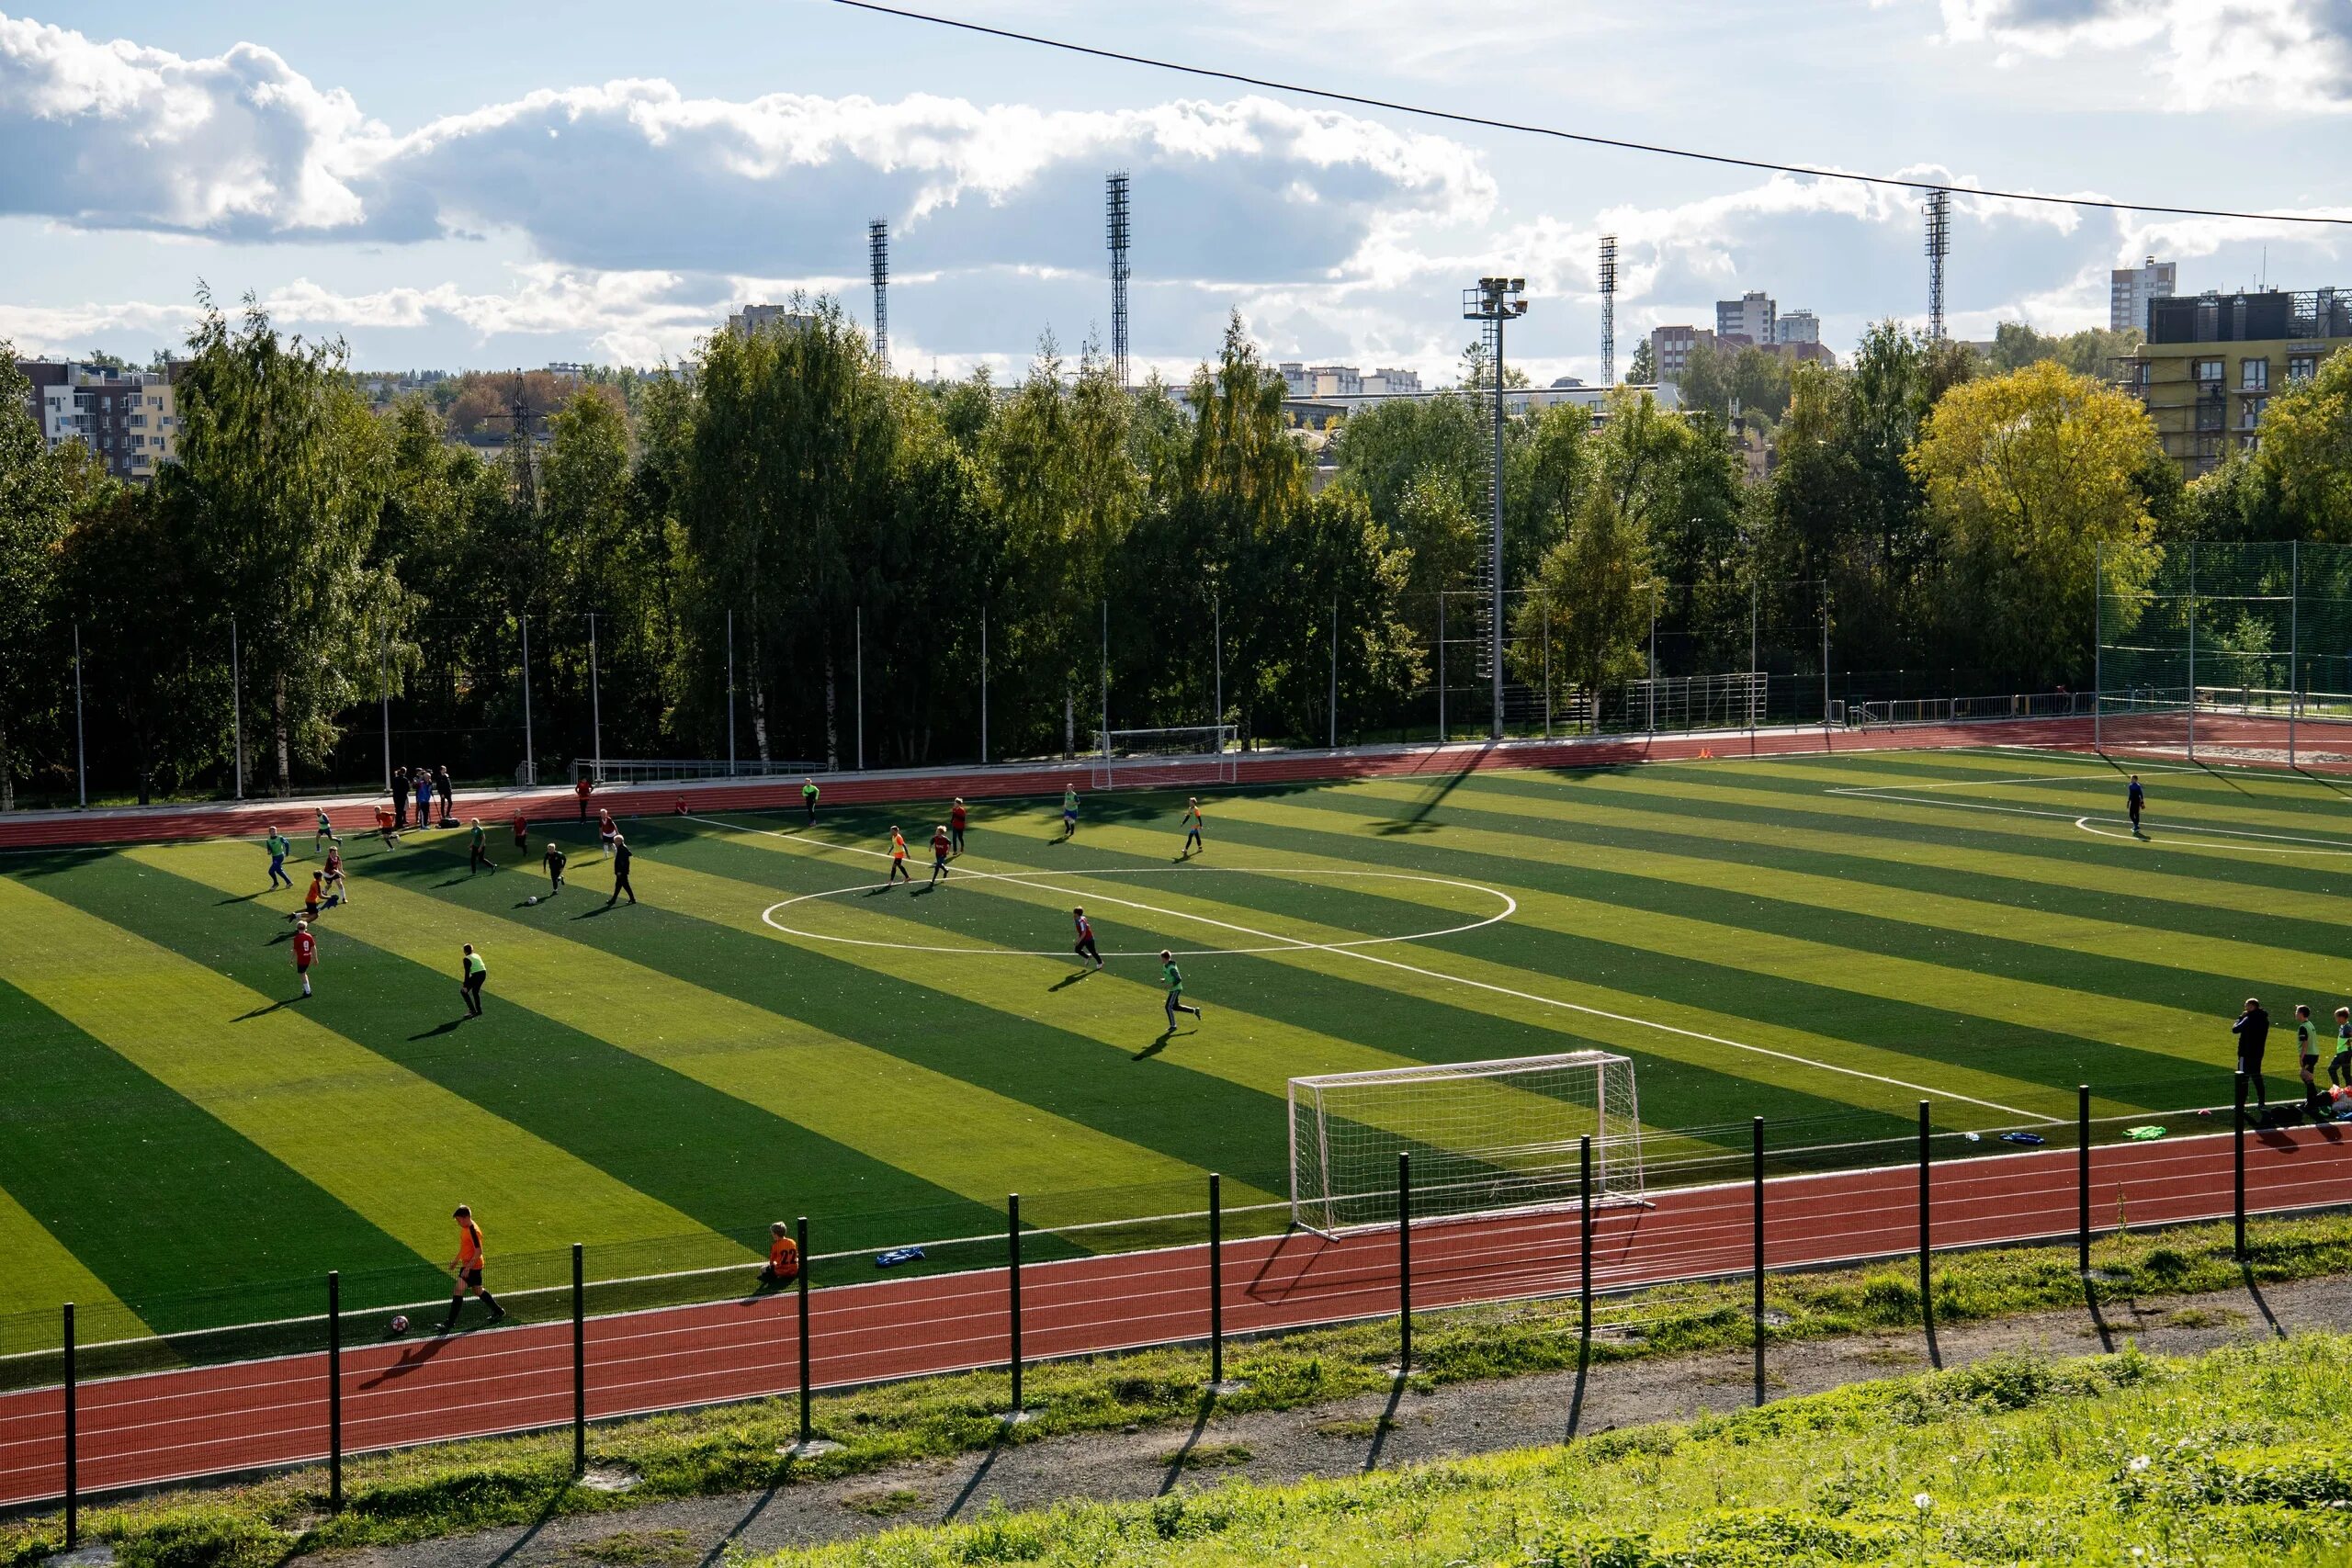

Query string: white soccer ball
[390,1314,409,1335]
[527,895,539,906]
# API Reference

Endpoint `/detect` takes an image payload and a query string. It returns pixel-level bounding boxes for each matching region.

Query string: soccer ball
[389,1314,410,1335]
[527,895,539,906]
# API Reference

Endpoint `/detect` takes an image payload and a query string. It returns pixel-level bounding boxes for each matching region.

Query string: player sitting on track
[950,797,968,855]
[1073,908,1103,970]
[2127,775,2145,837]
[1159,949,1204,1030]
[758,1221,800,1290]
[439,1205,504,1331]
[887,826,911,884]
[929,824,953,886]
[1181,796,1204,858]
[1062,784,1079,840]
[2234,998,2271,1115]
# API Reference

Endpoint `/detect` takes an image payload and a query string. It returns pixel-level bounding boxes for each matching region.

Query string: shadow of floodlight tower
[1464,276,1528,741]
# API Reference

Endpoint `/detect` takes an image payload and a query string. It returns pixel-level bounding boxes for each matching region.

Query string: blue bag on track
[1999,1131,2046,1146]
[875,1246,926,1268]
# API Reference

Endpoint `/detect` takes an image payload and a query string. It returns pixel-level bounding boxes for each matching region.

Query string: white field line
[1825,788,2352,852]
[687,814,2040,1122]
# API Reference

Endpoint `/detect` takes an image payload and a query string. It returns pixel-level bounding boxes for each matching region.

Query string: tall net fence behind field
[2098,540,2352,764]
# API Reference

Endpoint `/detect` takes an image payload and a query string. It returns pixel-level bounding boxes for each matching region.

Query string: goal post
[1287,1051,1645,1235]
[1088,725,1238,789]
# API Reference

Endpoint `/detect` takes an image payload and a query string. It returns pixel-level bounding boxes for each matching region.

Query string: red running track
[0,717,2120,852]
[3,1122,2344,1508]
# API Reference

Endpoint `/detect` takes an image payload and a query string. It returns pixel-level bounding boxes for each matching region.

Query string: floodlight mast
[1464,276,1528,741]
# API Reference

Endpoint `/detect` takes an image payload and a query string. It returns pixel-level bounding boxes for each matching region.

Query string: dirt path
[313,1271,2352,1568]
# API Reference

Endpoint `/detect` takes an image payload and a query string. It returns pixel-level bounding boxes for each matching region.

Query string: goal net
[1288,1051,1644,1235]
[1089,726,1238,789]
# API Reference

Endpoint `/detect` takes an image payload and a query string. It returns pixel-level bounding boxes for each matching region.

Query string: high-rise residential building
[1277,362,1421,397]
[17,360,181,482]
[725,303,817,337]
[1648,324,1714,383]
[1715,291,1776,347]
[2116,286,2350,477]
[2110,256,2177,333]
[1774,309,1821,345]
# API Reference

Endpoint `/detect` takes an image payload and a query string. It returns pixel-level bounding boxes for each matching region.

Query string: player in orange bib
[758,1221,800,1290]
[439,1205,505,1332]
[886,826,911,884]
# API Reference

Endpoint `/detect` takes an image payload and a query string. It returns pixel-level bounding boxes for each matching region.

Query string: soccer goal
[1288,1051,1645,1235]
[1088,726,1238,789]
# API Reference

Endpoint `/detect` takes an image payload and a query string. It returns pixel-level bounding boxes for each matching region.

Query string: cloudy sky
[2,0,2346,383]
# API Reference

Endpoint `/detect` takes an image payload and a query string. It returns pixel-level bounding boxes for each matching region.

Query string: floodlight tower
[1599,234,1618,385]
[1464,276,1529,740]
[1924,189,1950,342]
[1107,172,1132,389]
[869,219,890,370]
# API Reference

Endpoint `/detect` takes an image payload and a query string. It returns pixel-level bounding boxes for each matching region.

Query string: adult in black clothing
[606,834,636,907]
[2234,997,2271,1112]
[2126,775,2144,836]
[435,765,455,828]
[391,765,410,829]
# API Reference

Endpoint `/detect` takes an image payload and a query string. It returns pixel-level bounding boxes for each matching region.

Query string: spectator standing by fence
[435,765,455,827]
[391,765,410,830]
[2235,998,2271,1114]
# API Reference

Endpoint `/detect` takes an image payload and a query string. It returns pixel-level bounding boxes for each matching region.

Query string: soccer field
[0,746,2331,1348]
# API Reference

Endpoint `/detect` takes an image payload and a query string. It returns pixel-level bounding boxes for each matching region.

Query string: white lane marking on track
[686,813,2038,1122]
[759,865,1517,957]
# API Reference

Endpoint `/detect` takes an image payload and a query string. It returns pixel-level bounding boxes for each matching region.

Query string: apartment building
[1277,363,1423,398]
[2109,256,2177,333]
[17,360,181,482]
[2116,287,2350,477]
[1715,290,1776,347]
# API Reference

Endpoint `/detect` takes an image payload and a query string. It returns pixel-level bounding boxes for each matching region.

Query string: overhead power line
[830,0,2351,229]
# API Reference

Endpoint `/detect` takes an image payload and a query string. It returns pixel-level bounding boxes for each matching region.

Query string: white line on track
[685,813,2038,1122]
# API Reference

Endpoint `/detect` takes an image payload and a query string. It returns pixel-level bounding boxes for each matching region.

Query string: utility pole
[979,606,989,765]
[74,621,86,808]
[588,613,601,784]
[1101,599,1111,758]
[1463,276,1528,742]
[520,614,535,787]
[855,607,865,772]
[726,610,737,776]
[230,614,243,800]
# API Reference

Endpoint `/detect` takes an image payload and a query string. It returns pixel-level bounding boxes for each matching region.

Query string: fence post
[2234,1070,2248,1262]
[62,1302,76,1551]
[1578,1136,1592,1346]
[1207,1173,1226,1389]
[2077,1086,2092,1274]
[1006,1194,1024,1417]
[1396,1152,1412,1375]
[328,1271,344,1512]
[571,1243,586,1472]
[797,1216,813,1448]
[1917,1101,1933,1332]
[1752,1117,1766,1407]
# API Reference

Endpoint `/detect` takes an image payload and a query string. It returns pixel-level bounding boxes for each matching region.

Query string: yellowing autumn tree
[1907,361,2164,687]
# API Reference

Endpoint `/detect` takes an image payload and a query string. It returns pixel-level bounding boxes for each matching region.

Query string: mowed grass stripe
[280,837,1233,1222]
[1182,795,2205,1116]
[0,873,713,1292]
[1818,754,2352,836]
[1314,774,2347,1005]
[63,851,974,1260]
[0,972,407,1330]
[0,1181,150,1355]
[1446,768,2352,963]
[1561,758,2352,892]
[663,810,1743,1168]
[928,810,1923,1146]
[805,802,2042,1129]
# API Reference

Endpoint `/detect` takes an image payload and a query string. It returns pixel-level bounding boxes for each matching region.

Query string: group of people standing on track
[2233,997,2352,1120]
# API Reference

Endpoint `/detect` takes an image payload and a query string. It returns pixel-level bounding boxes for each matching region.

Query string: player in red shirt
[949,798,968,856]
[928,824,953,886]
[575,773,594,822]
[292,919,317,998]
[511,809,529,854]
[1072,907,1102,970]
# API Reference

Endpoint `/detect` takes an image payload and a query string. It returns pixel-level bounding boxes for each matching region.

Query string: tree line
[2,292,2349,806]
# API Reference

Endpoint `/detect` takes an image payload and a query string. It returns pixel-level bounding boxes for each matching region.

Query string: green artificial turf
[0,748,2328,1341]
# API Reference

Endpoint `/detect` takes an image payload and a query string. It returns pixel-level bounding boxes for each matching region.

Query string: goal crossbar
[1089,725,1238,788]
[1287,1050,1644,1235]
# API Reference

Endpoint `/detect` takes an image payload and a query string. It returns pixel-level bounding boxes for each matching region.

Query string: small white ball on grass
[527,895,539,906]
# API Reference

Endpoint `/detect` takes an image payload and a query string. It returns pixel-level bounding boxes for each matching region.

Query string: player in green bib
[2335,1008,2352,1089]
[264,828,293,890]
[1159,949,1203,1030]
[1062,784,1080,840]
[802,776,820,825]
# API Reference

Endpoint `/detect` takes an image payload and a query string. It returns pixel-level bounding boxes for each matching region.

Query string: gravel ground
[309,1271,2352,1568]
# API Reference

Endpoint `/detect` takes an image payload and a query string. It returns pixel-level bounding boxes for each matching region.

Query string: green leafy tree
[0,350,73,809]
[1625,337,1656,386]
[1909,361,2165,685]
[2256,349,2352,541]
[164,295,413,790]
